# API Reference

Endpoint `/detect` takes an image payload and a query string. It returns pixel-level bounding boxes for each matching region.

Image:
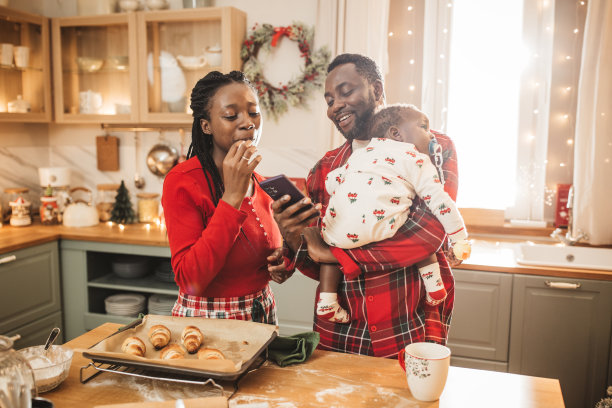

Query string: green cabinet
[447,269,512,372]
[60,240,173,341]
[0,241,62,348]
[509,275,612,408]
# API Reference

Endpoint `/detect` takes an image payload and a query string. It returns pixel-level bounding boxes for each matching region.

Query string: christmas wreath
[241,22,330,120]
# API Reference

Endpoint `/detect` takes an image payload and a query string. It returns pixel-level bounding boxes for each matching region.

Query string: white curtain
[573,0,612,245]
[315,0,390,151]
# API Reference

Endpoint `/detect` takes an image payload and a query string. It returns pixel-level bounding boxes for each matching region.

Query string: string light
[407,6,413,11]
[566,139,574,145]
[407,30,413,35]
[409,59,415,64]
[409,85,415,91]
[573,28,579,33]
[388,32,394,37]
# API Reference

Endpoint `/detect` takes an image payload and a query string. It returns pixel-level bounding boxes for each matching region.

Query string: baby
[315,103,471,323]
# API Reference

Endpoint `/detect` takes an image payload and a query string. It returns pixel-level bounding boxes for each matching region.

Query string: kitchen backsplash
[0,124,319,210]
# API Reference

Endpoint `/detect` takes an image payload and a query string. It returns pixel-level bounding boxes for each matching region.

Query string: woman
[162,71,291,324]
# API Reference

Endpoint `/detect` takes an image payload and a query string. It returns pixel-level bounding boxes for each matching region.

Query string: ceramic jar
[40,186,60,225]
[4,188,31,227]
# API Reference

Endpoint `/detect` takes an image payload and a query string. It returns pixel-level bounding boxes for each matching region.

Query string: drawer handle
[545,280,581,290]
[0,255,17,265]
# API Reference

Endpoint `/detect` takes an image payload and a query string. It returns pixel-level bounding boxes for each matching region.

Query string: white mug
[398,342,451,401]
[14,46,30,68]
[0,43,14,66]
[79,90,103,114]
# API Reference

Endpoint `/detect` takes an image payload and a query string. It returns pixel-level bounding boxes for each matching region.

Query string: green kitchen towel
[268,331,320,367]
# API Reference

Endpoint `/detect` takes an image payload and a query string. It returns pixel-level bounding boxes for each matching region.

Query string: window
[387,0,587,224]
[446,0,524,210]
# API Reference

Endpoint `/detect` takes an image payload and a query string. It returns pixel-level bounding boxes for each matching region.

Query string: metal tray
[82,317,277,381]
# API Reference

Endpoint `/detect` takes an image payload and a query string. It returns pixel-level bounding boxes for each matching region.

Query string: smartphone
[259,174,315,217]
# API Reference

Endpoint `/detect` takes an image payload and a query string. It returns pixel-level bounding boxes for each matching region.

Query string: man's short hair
[327,53,383,85]
[369,103,422,140]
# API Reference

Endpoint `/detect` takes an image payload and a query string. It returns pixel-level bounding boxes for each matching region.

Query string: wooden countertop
[0,223,169,252]
[44,323,564,407]
[1,222,611,281]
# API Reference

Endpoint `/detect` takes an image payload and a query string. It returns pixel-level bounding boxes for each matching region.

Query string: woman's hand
[267,248,293,284]
[302,227,338,264]
[221,140,261,209]
[271,196,321,251]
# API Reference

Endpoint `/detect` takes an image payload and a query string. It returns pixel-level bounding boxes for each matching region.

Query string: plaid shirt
[172,284,278,326]
[296,131,457,358]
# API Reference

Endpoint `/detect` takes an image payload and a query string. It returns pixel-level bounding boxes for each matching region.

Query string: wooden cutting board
[97,135,120,171]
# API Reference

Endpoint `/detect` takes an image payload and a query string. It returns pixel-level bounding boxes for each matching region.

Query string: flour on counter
[315,384,358,402]
[229,395,297,408]
[84,375,222,401]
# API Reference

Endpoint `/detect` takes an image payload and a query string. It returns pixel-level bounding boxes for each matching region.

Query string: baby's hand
[452,239,472,261]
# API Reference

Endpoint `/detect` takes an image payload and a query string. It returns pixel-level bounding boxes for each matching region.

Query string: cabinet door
[6,311,63,350]
[0,242,61,334]
[0,6,52,122]
[51,13,139,123]
[270,271,318,336]
[136,7,246,124]
[509,275,612,408]
[447,269,512,362]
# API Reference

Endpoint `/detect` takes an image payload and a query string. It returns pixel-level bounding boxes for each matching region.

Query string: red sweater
[161,157,282,297]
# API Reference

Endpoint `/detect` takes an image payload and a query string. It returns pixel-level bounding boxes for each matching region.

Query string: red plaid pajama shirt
[295,131,457,358]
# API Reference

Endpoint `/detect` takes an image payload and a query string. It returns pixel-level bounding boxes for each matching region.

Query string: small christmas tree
[110,180,136,224]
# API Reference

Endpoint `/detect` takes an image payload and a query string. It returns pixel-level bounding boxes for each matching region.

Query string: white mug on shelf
[0,43,14,66]
[79,90,103,114]
[398,342,451,401]
[14,46,30,68]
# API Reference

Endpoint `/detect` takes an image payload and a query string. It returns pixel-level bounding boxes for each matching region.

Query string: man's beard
[336,93,377,141]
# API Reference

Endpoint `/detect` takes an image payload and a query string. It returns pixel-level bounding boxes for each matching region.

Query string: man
[271,53,458,358]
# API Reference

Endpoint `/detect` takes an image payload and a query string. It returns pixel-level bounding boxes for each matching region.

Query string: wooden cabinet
[508,275,612,408]
[137,7,246,124]
[447,269,512,372]
[51,7,246,124]
[0,6,52,122]
[0,242,62,347]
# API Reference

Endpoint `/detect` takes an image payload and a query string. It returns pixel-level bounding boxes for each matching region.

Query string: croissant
[160,344,185,360]
[181,325,203,354]
[197,347,225,360]
[121,336,146,357]
[148,325,171,350]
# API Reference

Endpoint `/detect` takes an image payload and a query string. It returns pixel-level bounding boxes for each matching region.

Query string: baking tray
[81,315,278,381]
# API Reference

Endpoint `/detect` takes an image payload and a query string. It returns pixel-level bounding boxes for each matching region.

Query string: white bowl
[19,345,73,393]
[76,57,104,73]
[176,55,207,70]
[119,0,140,11]
[106,55,129,71]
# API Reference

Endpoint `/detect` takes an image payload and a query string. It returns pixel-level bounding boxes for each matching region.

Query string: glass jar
[5,188,31,227]
[96,184,119,222]
[0,334,37,407]
[137,192,159,223]
[40,186,60,225]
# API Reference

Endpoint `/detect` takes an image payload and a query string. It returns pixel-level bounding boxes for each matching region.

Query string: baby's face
[394,112,432,153]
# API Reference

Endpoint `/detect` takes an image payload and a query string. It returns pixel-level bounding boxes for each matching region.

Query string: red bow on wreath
[271,26,292,47]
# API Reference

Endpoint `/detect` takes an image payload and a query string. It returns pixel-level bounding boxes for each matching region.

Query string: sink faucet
[550,185,588,245]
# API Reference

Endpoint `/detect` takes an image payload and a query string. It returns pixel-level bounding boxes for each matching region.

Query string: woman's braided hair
[187,70,255,205]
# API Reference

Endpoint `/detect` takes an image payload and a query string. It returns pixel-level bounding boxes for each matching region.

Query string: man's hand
[271,195,321,251]
[267,248,293,284]
[302,227,338,264]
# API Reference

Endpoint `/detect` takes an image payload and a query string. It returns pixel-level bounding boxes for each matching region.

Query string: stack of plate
[148,294,176,316]
[105,293,146,317]
[112,255,151,279]
[154,260,175,283]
